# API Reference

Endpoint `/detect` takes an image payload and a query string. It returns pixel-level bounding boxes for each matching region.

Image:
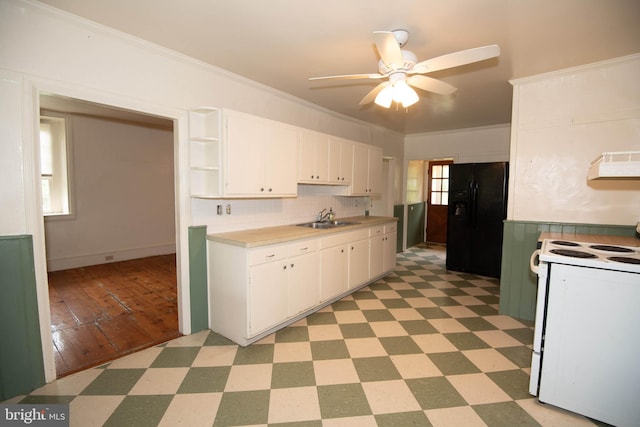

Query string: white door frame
[22,77,192,382]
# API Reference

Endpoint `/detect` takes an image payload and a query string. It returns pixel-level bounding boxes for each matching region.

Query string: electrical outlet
[226,204,231,215]
[217,205,222,215]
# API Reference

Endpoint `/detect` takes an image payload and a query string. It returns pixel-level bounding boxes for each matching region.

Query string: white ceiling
[38,0,640,134]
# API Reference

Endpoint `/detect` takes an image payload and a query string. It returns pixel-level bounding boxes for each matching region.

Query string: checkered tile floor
[10,244,599,426]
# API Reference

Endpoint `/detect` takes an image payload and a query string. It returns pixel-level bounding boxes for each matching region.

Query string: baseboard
[46,243,176,272]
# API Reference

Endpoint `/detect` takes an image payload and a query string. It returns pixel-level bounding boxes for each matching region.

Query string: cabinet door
[320,245,347,302]
[225,111,267,196]
[348,238,370,289]
[265,123,298,195]
[369,235,384,279]
[328,138,342,184]
[368,147,383,194]
[340,139,353,184]
[298,130,317,183]
[248,261,287,336]
[351,143,369,195]
[383,231,397,273]
[288,251,319,317]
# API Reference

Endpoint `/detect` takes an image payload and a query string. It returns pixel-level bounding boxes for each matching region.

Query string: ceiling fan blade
[407,75,457,95]
[373,31,404,70]
[309,73,385,81]
[359,81,389,105]
[412,44,500,74]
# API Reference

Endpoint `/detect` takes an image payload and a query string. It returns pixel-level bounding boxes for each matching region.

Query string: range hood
[588,151,640,180]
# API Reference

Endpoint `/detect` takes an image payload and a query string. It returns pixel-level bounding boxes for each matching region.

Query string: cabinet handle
[290,263,294,268]
[260,187,265,192]
[300,247,308,251]
[268,188,273,192]
[283,265,287,270]
[266,254,275,258]
[341,249,344,253]
[311,175,314,179]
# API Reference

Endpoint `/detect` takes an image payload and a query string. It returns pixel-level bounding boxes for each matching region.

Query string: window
[40,115,71,216]
[430,163,449,206]
[406,160,425,204]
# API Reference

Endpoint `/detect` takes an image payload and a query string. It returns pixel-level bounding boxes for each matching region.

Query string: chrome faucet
[317,208,334,222]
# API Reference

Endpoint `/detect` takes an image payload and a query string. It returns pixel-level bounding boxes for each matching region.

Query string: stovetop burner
[608,256,640,265]
[551,240,581,247]
[549,249,598,259]
[590,245,635,253]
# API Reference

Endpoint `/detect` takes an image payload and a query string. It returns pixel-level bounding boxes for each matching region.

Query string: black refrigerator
[446,162,508,278]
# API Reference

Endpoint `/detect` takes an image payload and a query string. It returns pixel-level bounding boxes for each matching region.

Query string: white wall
[44,114,175,271]
[508,55,640,225]
[405,124,511,164]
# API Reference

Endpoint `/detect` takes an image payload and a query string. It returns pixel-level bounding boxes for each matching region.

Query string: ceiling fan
[309,30,500,109]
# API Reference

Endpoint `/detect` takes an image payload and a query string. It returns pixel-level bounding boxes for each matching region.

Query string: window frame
[39,112,75,220]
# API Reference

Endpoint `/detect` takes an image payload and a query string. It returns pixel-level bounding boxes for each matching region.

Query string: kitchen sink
[296,220,360,229]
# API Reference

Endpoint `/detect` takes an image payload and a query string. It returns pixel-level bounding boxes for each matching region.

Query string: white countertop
[207,216,398,248]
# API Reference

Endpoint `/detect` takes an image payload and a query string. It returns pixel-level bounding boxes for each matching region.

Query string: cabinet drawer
[248,245,288,266]
[384,223,397,233]
[287,239,319,257]
[369,226,384,237]
[321,228,369,249]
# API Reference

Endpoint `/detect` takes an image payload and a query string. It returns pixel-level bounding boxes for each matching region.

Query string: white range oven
[529,237,640,426]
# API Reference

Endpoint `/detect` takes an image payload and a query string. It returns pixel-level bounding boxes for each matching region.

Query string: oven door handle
[530,249,540,275]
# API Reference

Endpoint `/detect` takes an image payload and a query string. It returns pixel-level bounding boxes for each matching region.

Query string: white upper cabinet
[298,130,330,184]
[328,137,353,185]
[225,110,298,198]
[349,143,383,196]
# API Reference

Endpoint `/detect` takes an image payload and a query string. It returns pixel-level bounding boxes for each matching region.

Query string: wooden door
[426,160,453,244]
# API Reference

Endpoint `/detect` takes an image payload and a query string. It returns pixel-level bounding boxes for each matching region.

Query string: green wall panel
[0,235,45,401]
[189,226,209,333]
[499,220,636,321]
[407,202,425,248]
[393,205,404,253]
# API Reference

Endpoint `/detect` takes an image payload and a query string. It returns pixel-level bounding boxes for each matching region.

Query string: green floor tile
[375,411,432,427]
[449,280,475,288]
[497,346,532,368]
[395,289,424,299]
[411,281,436,289]
[352,356,401,382]
[406,377,468,410]
[472,401,540,426]
[394,270,416,277]
[379,336,423,355]
[214,390,270,426]
[444,332,491,351]
[416,307,451,319]
[362,309,395,322]
[381,298,411,309]
[233,343,274,365]
[429,296,460,307]
[369,282,393,290]
[468,304,499,317]
[383,276,407,282]
[306,311,338,325]
[331,300,360,311]
[475,294,500,305]
[440,287,469,296]
[486,370,532,400]
[150,347,200,368]
[339,323,375,338]
[400,320,438,335]
[317,383,372,419]
[203,332,236,346]
[310,340,350,360]
[177,366,230,393]
[505,328,534,345]
[81,369,146,395]
[271,361,316,388]
[352,290,377,300]
[275,326,310,342]
[103,395,172,427]
[427,352,481,375]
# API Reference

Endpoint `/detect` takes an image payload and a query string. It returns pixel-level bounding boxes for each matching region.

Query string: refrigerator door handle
[471,181,479,228]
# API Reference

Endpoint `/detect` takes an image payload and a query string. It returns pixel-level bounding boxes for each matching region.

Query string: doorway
[39,94,180,377]
[426,160,453,244]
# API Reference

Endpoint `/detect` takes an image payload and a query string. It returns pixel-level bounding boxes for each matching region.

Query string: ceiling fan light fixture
[393,80,419,108]
[374,85,394,108]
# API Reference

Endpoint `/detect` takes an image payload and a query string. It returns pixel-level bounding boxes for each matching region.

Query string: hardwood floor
[47,254,180,377]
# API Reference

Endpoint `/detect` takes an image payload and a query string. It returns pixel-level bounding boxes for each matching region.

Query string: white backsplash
[191,185,371,234]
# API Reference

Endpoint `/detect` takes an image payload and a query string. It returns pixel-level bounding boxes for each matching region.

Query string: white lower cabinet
[208,222,396,346]
[382,224,398,273]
